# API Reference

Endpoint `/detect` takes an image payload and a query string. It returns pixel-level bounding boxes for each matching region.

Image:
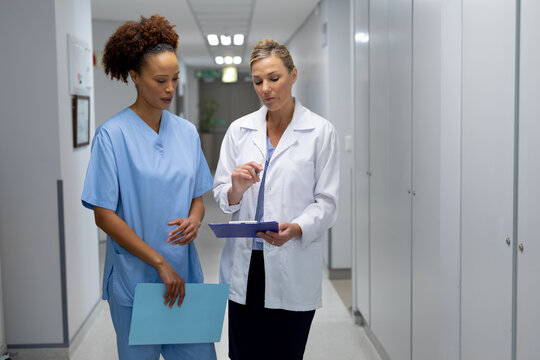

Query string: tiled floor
[330,278,353,313]
[72,193,381,360]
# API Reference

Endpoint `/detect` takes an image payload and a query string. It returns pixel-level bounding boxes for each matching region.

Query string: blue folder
[208,221,279,238]
[129,283,229,345]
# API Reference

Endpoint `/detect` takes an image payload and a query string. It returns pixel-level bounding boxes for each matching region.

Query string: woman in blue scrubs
[81,15,216,359]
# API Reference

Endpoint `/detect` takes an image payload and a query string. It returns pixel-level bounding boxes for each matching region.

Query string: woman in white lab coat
[213,39,340,360]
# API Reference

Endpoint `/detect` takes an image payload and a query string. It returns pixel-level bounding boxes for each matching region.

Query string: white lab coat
[213,100,340,311]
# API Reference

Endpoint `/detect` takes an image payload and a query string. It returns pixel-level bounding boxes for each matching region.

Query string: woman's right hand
[93,206,186,308]
[228,162,263,205]
[155,261,185,308]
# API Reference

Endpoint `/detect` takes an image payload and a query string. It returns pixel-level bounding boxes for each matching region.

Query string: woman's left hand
[256,222,302,247]
[166,217,201,246]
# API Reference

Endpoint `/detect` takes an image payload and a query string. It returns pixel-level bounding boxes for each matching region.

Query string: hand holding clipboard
[208,221,279,238]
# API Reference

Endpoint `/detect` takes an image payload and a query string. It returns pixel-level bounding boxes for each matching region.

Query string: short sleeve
[81,129,119,211]
[192,135,213,198]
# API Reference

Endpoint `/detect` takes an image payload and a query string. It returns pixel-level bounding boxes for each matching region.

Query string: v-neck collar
[128,107,168,141]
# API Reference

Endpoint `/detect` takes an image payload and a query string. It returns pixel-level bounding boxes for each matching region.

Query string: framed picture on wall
[72,95,90,148]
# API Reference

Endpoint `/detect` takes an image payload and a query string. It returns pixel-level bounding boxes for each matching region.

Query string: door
[516,0,540,358]
[411,1,441,359]
[460,1,516,359]
[352,0,371,325]
[369,0,413,358]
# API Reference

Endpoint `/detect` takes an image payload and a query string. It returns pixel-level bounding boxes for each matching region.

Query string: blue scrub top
[81,108,213,307]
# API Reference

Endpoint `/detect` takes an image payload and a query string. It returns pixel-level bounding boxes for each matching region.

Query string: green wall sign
[195,69,221,79]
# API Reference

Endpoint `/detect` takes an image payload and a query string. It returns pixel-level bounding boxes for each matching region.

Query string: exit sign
[195,69,221,79]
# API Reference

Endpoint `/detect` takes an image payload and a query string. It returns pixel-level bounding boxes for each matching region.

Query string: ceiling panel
[91,0,320,69]
[187,0,254,68]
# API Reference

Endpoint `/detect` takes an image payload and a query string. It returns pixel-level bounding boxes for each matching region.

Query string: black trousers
[228,250,315,360]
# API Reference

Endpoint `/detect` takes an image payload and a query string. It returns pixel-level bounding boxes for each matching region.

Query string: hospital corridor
[1,0,540,359]
[68,193,381,360]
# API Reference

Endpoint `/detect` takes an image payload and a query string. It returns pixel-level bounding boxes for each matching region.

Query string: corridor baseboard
[6,347,69,360]
[364,326,391,360]
[6,298,101,360]
[328,268,351,280]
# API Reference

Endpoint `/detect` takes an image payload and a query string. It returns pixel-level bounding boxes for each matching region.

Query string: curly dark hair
[102,15,179,83]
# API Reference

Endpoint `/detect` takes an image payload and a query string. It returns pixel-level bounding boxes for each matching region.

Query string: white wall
[178,60,188,119]
[288,4,328,119]
[92,19,137,129]
[55,0,101,342]
[185,65,200,126]
[0,0,65,345]
[288,0,353,273]
[326,0,353,272]
[0,0,99,348]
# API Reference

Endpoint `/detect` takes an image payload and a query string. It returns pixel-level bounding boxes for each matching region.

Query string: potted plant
[199,100,220,133]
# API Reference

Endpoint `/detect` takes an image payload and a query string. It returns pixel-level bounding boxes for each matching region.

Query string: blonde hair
[249,39,295,72]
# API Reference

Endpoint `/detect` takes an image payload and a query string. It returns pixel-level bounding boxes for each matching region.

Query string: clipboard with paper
[208,221,279,238]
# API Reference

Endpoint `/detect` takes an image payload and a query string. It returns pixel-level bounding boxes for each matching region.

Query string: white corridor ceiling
[91,0,320,70]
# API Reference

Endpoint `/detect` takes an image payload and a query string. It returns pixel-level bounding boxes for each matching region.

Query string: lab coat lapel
[272,125,298,160]
[250,107,268,158]
[252,129,266,159]
[271,101,312,160]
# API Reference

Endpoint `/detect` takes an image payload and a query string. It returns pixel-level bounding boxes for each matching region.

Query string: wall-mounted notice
[67,34,92,95]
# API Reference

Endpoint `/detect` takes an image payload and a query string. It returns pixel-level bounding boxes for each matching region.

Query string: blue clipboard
[208,221,279,238]
[129,283,229,345]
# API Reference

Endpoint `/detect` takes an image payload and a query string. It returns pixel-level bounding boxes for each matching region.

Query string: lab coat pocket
[284,242,323,308]
[283,158,315,216]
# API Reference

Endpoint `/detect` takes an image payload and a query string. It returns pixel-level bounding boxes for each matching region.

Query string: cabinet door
[516,0,540,358]
[460,1,516,359]
[352,0,371,325]
[369,0,412,358]
[411,1,441,359]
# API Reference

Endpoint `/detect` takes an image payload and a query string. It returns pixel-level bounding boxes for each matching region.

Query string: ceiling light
[220,35,232,46]
[233,56,242,64]
[207,34,219,46]
[222,66,238,83]
[224,56,233,65]
[355,32,369,43]
[215,56,224,65]
[233,34,244,46]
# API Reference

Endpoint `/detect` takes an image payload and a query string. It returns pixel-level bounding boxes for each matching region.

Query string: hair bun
[103,15,178,83]
[250,38,295,72]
